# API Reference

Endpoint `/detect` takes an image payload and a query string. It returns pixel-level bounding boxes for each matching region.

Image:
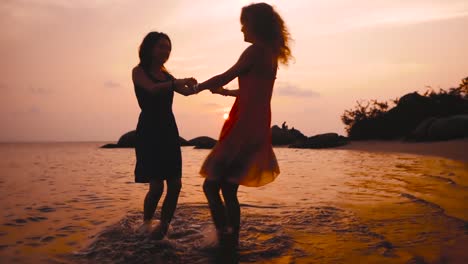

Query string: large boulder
[179,137,191,146]
[99,131,136,148]
[406,117,437,141]
[117,130,136,148]
[407,115,468,141]
[189,136,217,149]
[100,143,121,148]
[100,130,192,148]
[271,123,307,145]
[427,115,468,140]
[289,133,349,149]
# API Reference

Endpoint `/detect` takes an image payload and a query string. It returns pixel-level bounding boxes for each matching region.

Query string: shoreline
[336,138,468,163]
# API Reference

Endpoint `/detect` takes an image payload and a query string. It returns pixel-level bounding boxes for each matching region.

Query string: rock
[271,123,307,146]
[188,136,217,149]
[427,114,468,140]
[179,137,191,146]
[289,133,349,149]
[407,115,468,141]
[117,131,136,148]
[407,117,437,141]
[100,143,121,149]
[100,130,193,148]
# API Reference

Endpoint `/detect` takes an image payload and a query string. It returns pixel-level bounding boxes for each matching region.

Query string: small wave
[423,174,457,185]
[239,203,280,209]
[400,193,468,228]
[400,193,444,212]
[70,205,300,264]
[69,204,423,263]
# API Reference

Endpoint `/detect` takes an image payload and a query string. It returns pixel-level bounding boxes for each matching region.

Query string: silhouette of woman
[195,3,293,248]
[132,32,197,239]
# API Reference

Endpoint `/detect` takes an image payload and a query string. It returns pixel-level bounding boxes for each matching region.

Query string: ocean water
[0,142,467,263]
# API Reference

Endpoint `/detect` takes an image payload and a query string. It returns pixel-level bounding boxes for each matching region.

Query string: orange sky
[1,0,467,141]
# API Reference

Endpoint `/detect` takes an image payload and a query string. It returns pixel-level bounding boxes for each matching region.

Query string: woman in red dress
[195,3,293,248]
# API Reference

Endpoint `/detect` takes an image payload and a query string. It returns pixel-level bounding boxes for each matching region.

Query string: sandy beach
[0,142,467,263]
[337,138,468,163]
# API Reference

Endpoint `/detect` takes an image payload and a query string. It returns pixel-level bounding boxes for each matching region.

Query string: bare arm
[197,45,258,92]
[132,66,172,94]
[132,66,196,95]
[210,87,239,97]
[173,78,197,96]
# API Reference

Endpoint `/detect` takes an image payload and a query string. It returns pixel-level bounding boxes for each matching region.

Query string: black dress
[133,71,182,183]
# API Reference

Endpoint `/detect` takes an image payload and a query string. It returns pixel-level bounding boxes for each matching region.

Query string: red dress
[200,57,280,187]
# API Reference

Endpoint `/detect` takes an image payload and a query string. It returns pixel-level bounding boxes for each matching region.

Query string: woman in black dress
[131,32,197,239]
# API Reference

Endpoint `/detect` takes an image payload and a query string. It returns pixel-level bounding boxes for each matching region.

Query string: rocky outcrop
[179,137,191,146]
[408,115,468,141]
[100,143,122,148]
[188,136,217,149]
[117,131,136,148]
[347,90,468,140]
[271,122,307,146]
[289,133,349,149]
[101,123,347,150]
[101,131,136,148]
[100,130,191,148]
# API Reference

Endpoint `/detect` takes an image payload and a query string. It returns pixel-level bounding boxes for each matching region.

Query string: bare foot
[136,221,153,235]
[150,222,168,240]
[219,227,239,250]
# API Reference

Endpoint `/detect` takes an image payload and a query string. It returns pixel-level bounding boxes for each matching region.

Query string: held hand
[184,77,197,87]
[210,86,226,96]
[184,78,199,94]
[174,78,197,90]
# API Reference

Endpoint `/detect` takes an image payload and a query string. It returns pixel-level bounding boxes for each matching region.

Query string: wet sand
[0,143,467,263]
[337,138,468,163]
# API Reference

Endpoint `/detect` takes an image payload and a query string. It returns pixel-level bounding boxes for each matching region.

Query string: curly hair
[240,3,293,66]
[138,31,171,73]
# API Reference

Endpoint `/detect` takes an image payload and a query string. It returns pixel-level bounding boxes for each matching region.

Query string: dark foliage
[341,77,468,140]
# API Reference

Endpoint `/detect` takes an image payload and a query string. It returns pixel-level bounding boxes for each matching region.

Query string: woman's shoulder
[243,44,275,59]
[163,70,175,80]
[238,45,263,64]
[243,44,262,55]
[132,65,144,77]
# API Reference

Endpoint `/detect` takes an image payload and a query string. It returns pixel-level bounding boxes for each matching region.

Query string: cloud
[275,82,320,98]
[10,105,41,115]
[27,106,41,114]
[286,0,468,36]
[349,5,468,29]
[170,55,205,63]
[201,102,222,109]
[28,86,53,95]
[3,0,129,9]
[104,81,122,89]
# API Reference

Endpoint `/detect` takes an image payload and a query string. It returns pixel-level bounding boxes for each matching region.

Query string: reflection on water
[0,143,466,263]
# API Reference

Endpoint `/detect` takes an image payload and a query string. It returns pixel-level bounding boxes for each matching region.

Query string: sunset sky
[1,0,467,142]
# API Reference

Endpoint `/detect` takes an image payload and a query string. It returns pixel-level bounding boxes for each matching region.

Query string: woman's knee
[148,180,164,195]
[203,180,219,196]
[167,178,182,193]
[221,183,239,202]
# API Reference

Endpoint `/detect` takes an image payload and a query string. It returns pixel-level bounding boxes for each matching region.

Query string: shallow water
[0,143,466,263]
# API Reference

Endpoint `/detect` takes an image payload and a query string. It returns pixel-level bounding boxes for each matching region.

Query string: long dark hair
[138,31,171,73]
[241,3,293,66]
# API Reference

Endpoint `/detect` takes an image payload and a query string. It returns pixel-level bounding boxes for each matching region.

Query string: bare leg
[203,179,227,239]
[221,181,240,248]
[151,177,182,239]
[144,179,164,221]
[160,178,182,230]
